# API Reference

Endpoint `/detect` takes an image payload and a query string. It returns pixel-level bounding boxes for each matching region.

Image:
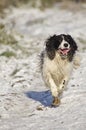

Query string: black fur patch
[45,34,78,61]
[40,51,44,70]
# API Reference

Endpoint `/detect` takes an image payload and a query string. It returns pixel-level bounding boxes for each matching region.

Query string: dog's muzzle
[58,48,70,59]
[59,48,70,55]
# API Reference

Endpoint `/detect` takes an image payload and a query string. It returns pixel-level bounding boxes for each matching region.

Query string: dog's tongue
[59,49,69,55]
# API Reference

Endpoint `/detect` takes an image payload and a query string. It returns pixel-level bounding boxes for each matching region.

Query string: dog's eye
[66,35,72,43]
[57,37,62,43]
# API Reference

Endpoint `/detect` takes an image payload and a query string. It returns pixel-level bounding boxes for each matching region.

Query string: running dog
[40,34,80,106]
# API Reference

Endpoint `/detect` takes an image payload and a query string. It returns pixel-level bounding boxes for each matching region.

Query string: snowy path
[0,4,86,130]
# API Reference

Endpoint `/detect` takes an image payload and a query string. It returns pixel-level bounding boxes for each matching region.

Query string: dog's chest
[45,56,73,78]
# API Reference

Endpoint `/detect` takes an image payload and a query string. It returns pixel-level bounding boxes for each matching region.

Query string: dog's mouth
[58,48,70,55]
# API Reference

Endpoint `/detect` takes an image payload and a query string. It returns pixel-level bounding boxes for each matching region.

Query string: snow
[0,3,86,130]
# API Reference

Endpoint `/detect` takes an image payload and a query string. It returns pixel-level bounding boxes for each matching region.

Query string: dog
[40,34,80,107]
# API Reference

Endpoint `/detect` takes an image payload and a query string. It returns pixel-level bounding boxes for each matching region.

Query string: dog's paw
[51,97,61,107]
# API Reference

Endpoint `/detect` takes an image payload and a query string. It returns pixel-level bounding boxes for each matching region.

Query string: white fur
[42,52,73,97]
[58,38,70,49]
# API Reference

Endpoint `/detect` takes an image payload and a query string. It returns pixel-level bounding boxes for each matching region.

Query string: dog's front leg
[59,78,68,92]
[49,77,60,106]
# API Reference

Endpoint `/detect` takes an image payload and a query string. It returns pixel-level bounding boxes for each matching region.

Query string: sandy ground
[0,3,86,130]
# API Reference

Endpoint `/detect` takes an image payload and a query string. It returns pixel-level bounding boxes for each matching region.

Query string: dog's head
[46,34,78,61]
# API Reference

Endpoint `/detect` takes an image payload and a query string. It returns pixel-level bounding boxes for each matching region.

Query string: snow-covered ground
[0,3,86,130]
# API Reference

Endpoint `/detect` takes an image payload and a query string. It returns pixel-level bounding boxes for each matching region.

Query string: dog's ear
[67,34,78,51]
[67,35,78,62]
[46,35,57,60]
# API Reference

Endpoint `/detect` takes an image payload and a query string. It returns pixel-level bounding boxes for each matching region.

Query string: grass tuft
[0,51,16,57]
[0,23,17,45]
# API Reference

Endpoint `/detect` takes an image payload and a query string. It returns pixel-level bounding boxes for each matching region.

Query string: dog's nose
[64,43,68,47]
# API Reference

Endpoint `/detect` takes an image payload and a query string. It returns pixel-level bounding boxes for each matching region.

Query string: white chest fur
[42,53,73,89]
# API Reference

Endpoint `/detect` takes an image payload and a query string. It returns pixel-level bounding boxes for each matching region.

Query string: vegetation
[0,51,16,57]
[0,0,86,58]
[0,0,86,12]
[0,23,17,57]
[0,23,34,58]
[0,23,17,45]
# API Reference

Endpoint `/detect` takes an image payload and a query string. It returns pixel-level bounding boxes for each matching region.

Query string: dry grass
[60,1,86,11]
[0,23,17,45]
[0,0,86,12]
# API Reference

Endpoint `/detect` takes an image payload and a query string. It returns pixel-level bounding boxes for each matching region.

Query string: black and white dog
[40,34,80,106]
